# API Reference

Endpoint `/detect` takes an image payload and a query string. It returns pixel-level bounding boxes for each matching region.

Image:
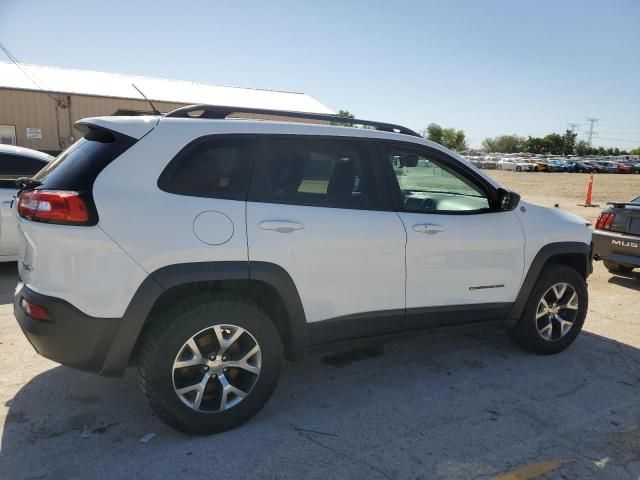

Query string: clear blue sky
[1,0,639,149]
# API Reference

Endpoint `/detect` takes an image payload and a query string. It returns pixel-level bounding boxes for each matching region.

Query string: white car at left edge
[0,144,53,261]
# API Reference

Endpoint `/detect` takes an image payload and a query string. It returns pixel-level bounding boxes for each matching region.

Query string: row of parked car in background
[466,154,640,174]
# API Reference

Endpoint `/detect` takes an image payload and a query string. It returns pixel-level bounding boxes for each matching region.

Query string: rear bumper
[593,230,640,267]
[14,283,124,376]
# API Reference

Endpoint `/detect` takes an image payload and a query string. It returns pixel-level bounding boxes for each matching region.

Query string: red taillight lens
[595,213,615,230]
[603,213,615,230]
[20,298,52,321]
[18,190,90,224]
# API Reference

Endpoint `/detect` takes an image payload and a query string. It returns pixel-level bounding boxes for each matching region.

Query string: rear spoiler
[75,116,160,140]
[607,202,640,208]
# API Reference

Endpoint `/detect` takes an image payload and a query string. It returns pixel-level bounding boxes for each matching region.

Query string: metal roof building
[0,61,333,153]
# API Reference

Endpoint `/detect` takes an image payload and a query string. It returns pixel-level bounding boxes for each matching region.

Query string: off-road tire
[137,293,284,434]
[508,264,588,355]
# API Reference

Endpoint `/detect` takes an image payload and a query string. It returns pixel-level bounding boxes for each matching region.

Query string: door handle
[259,220,305,233]
[413,224,446,234]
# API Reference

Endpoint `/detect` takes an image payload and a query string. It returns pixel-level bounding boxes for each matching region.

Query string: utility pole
[566,122,580,132]
[585,118,599,146]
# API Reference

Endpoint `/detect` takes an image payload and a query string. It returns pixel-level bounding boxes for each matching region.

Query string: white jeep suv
[14,106,592,434]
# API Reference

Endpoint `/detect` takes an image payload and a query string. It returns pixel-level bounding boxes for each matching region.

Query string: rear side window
[264,137,379,210]
[35,128,136,191]
[158,136,255,200]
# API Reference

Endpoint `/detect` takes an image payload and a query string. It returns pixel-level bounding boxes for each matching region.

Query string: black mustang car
[593,195,640,274]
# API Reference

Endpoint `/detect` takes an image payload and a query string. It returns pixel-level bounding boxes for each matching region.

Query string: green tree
[525,136,546,154]
[424,123,467,151]
[482,135,525,153]
[425,123,444,145]
[332,110,355,126]
[574,140,591,156]
[542,133,563,155]
[630,147,640,155]
[562,129,578,156]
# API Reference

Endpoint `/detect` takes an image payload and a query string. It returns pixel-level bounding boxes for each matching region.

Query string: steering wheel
[403,196,436,212]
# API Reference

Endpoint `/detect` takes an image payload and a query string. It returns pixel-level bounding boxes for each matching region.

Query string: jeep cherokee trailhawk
[14,106,592,434]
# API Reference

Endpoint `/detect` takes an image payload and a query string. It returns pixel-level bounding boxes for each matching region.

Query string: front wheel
[137,293,284,434]
[509,265,588,355]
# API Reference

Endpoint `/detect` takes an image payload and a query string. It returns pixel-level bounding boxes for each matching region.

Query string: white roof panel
[0,61,334,114]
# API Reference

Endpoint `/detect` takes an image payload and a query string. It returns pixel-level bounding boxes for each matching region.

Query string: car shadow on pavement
[2,327,640,479]
[0,262,17,304]
[608,273,640,291]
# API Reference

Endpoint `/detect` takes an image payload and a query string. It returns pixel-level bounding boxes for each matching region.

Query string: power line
[597,137,640,144]
[585,117,599,146]
[0,40,60,104]
[597,130,640,135]
[599,123,640,129]
[566,122,580,132]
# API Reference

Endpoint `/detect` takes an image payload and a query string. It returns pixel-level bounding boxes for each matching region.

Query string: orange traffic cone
[578,172,599,207]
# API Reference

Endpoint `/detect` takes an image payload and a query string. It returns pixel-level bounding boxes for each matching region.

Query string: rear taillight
[18,190,90,225]
[595,212,616,230]
[20,298,52,321]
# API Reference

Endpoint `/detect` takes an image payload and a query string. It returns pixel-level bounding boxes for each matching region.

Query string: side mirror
[498,188,521,211]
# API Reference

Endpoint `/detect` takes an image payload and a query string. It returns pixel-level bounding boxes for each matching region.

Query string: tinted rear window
[0,153,48,177]
[158,136,255,200]
[35,129,136,191]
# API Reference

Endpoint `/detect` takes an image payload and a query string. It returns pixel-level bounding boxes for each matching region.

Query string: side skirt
[301,303,512,359]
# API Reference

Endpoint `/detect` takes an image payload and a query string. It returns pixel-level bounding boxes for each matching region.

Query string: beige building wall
[0,88,184,152]
[0,88,329,154]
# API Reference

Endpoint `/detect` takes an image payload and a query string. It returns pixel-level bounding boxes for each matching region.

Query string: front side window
[265,138,379,209]
[387,147,490,213]
[159,136,255,200]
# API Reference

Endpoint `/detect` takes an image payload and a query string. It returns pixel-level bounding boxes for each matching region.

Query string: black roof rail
[164,104,421,137]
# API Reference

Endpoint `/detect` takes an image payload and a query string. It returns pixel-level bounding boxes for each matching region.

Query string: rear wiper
[15,177,41,189]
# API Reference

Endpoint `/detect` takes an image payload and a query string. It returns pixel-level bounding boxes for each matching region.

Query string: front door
[381,142,525,326]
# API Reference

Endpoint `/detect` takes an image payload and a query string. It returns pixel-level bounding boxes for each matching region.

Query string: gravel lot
[1,172,639,480]
[486,171,640,225]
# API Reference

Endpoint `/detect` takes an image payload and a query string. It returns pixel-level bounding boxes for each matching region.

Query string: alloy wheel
[172,324,261,412]
[535,283,579,341]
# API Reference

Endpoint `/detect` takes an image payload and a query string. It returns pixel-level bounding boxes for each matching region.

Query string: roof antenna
[131,83,161,115]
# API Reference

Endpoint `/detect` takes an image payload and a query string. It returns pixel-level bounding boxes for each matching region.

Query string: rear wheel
[516,166,522,172]
[603,260,634,274]
[137,293,283,434]
[509,265,587,354]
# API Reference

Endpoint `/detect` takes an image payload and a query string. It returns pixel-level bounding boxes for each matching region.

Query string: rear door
[0,153,48,258]
[246,135,406,345]
[380,142,525,328]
